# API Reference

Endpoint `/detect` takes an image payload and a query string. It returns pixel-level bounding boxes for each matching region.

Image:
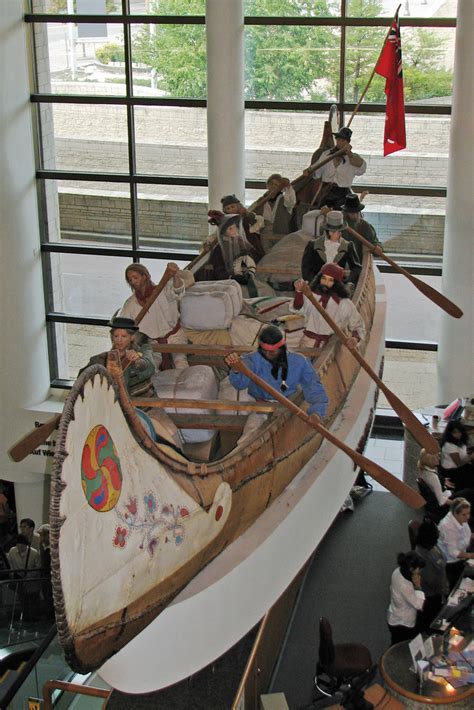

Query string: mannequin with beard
[292,263,366,351]
[203,212,263,284]
[225,325,328,445]
[220,194,265,258]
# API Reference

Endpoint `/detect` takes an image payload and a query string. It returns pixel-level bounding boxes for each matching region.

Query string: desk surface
[380,640,474,705]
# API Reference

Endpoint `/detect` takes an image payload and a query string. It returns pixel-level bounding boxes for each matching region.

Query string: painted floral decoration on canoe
[113,492,191,556]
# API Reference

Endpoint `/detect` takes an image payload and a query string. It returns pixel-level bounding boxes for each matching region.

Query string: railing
[43,680,110,709]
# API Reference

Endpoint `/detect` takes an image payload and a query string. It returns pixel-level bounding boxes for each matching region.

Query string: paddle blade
[355,453,425,509]
[8,414,61,463]
[405,274,463,319]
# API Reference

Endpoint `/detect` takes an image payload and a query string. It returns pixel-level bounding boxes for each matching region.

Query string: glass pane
[344,25,454,106]
[40,103,129,172]
[360,194,446,256]
[56,323,114,379]
[378,349,437,411]
[244,109,339,192]
[245,26,340,101]
[244,0,341,17]
[400,26,454,105]
[140,256,191,280]
[47,252,132,316]
[133,106,207,176]
[381,272,442,343]
[33,0,122,14]
[33,23,127,94]
[134,0,206,16]
[344,111,449,187]
[137,187,207,252]
[346,0,457,18]
[39,179,132,245]
[131,23,207,98]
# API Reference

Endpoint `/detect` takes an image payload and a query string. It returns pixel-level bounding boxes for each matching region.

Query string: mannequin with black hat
[293,263,366,351]
[301,210,361,287]
[341,194,382,260]
[225,325,328,444]
[303,127,367,209]
[78,316,156,399]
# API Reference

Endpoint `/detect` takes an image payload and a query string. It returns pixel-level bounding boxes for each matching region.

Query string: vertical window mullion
[122,0,139,257]
[339,0,347,127]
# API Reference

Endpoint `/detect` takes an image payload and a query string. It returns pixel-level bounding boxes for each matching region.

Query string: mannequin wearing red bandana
[292,263,366,351]
[225,325,328,445]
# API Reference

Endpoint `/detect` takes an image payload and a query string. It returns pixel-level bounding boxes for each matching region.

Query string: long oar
[230,356,424,509]
[346,225,463,319]
[300,284,439,455]
[8,267,176,463]
[248,148,346,213]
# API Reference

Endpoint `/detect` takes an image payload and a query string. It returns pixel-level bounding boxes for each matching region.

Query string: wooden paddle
[8,266,177,463]
[346,225,463,319]
[248,148,346,213]
[299,283,439,455]
[229,356,425,509]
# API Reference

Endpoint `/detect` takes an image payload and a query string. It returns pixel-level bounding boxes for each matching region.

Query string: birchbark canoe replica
[14,106,460,688]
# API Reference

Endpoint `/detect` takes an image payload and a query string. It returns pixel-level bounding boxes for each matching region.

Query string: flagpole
[346,4,401,129]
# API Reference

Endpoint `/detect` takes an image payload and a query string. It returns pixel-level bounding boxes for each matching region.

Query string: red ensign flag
[375,12,406,156]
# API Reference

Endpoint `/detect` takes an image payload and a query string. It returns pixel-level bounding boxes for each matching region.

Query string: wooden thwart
[132,398,278,413]
[152,343,319,357]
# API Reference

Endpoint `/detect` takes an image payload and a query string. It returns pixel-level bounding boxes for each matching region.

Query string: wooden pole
[248,149,346,213]
[346,4,402,129]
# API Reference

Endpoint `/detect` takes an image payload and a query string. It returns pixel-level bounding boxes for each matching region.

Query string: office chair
[314,617,373,697]
[408,519,421,549]
[416,478,449,524]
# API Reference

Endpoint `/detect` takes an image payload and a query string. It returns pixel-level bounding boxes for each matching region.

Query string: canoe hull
[51,257,379,674]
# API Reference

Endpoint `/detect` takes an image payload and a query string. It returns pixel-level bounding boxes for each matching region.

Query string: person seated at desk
[387,551,425,646]
[437,497,474,590]
[417,448,474,511]
[439,420,474,491]
[415,519,448,630]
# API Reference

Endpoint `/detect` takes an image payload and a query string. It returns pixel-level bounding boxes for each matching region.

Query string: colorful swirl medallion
[81,425,123,512]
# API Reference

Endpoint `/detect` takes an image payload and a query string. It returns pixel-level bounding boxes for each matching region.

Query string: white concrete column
[0,2,52,480]
[206,0,245,210]
[436,0,474,404]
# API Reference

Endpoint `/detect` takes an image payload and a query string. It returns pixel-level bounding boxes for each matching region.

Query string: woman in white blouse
[440,420,474,490]
[438,498,474,589]
[387,551,426,646]
[418,448,474,510]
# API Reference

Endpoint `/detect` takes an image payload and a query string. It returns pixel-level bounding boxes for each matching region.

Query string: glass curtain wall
[26,0,456,407]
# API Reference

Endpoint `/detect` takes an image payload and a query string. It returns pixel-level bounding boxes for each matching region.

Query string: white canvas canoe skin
[56,371,231,636]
